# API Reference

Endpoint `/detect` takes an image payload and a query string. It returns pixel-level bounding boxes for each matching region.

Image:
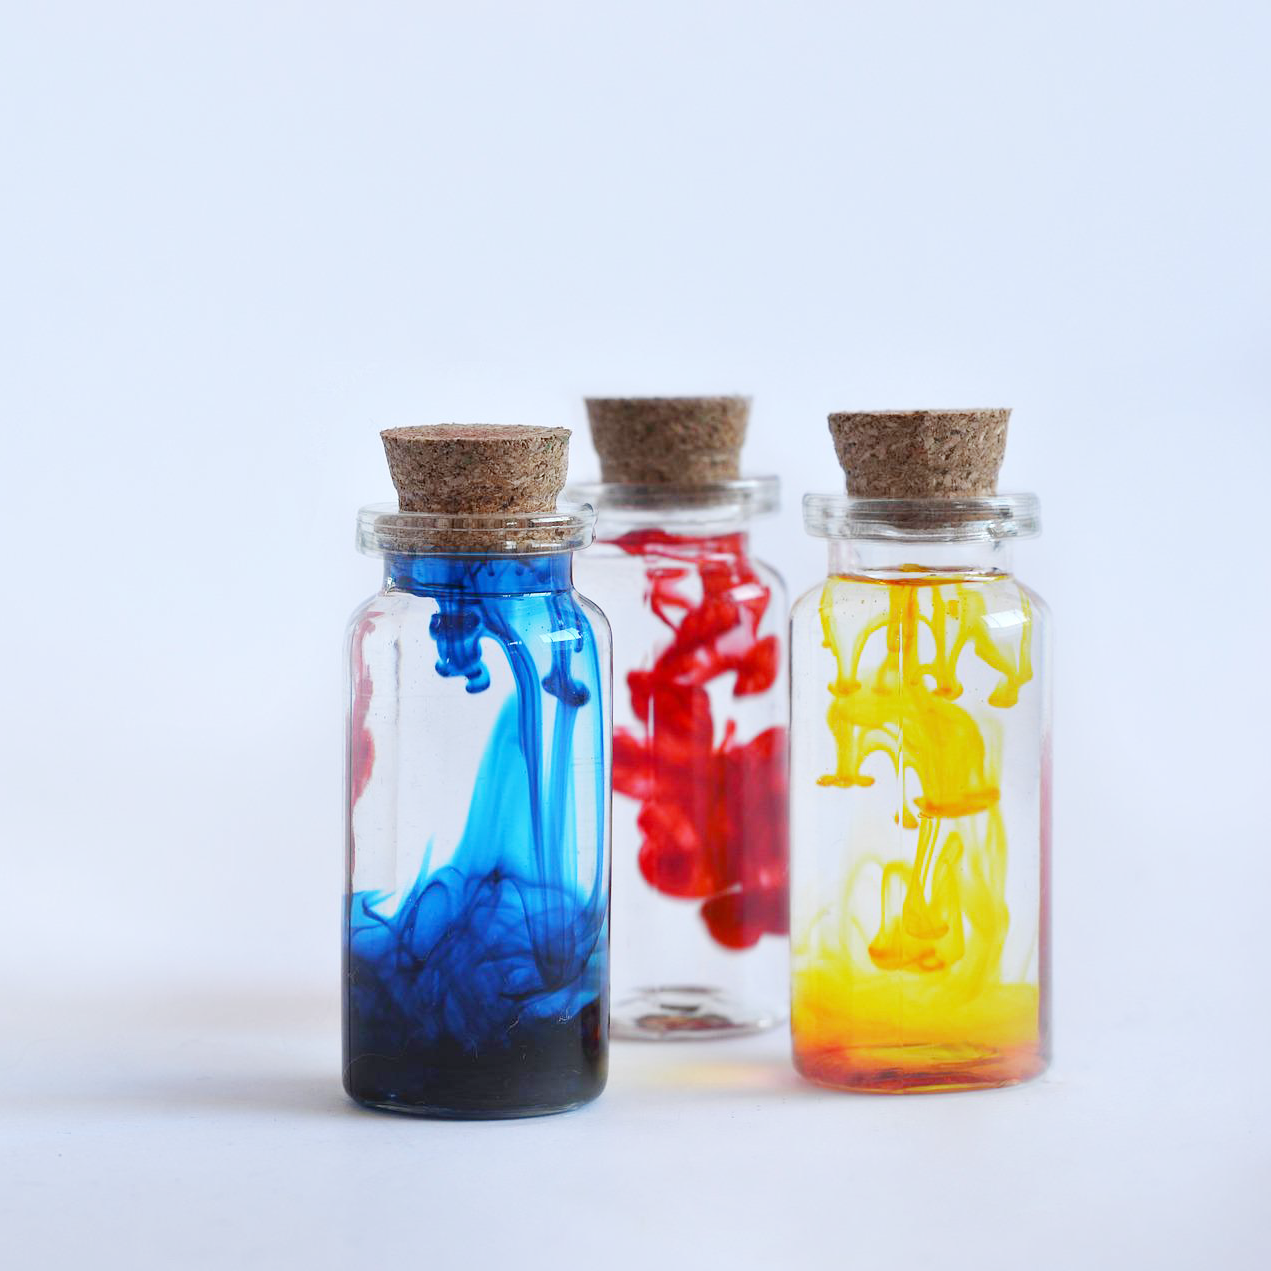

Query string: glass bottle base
[343,1061,607,1120]
[343,995,608,1118]
[346,1092,601,1119]
[793,1041,1048,1094]
[611,986,782,1040]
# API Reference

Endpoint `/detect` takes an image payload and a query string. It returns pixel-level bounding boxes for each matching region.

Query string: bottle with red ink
[569,397,789,1039]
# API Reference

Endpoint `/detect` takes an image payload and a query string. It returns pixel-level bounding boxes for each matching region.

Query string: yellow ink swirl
[792,571,1046,1092]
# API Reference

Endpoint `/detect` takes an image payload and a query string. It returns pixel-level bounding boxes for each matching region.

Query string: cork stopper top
[585,396,750,484]
[827,408,1010,497]
[380,424,570,513]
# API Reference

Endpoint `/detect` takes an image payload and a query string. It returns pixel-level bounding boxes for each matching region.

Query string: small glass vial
[570,397,789,1039]
[790,409,1051,1092]
[344,425,611,1117]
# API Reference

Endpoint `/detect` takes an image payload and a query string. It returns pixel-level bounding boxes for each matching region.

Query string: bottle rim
[803,493,1041,542]
[356,502,596,557]
[564,476,780,525]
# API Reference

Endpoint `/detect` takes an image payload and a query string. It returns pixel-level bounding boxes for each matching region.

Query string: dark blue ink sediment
[344,554,609,1116]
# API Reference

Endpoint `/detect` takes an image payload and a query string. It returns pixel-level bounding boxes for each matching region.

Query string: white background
[2,2,1268,1268]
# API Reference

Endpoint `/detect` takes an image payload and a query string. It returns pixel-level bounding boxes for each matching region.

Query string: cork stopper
[827,408,1010,497]
[381,424,570,513]
[585,396,749,484]
[375,424,573,553]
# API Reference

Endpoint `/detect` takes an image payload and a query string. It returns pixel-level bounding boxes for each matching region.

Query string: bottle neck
[567,477,778,545]
[594,507,754,544]
[828,537,1016,577]
[384,552,575,597]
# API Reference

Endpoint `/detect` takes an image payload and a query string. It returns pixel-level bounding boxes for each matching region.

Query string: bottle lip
[564,476,780,525]
[803,492,1041,542]
[356,502,596,557]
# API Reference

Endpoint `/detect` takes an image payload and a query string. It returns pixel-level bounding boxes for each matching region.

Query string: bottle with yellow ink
[789,409,1050,1093]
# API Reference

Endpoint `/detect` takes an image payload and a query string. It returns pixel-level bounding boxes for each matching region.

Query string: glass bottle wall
[571,481,789,1039]
[344,505,611,1116]
[789,495,1050,1092]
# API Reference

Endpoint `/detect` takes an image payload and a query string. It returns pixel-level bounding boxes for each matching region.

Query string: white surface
[1,1,1268,1267]
[4,990,1265,1270]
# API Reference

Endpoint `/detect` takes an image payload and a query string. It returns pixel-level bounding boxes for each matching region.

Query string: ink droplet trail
[344,554,610,1117]
[791,568,1049,1092]
[608,529,788,953]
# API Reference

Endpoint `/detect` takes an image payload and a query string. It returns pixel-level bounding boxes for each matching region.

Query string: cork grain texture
[827,408,1010,497]
[585,396,750,484]
[381,424,570,513]
[378,424,572,552]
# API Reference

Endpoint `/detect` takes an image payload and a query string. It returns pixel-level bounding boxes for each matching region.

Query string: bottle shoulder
[582,538,784,585]
[345,589,411,630]
[571,588,612,640]
[345,584,610,648]
[1016,577,1052,617]
[749,555,786,596]
[790,579,826,621]
[792,572,1046,621]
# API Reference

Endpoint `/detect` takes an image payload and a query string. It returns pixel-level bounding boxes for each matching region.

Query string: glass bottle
[790,413,1050,1092]
[343,427,611,1117]
[569,465,789,1040]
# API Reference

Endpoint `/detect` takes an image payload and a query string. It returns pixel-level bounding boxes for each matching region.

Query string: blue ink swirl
[344,554,609,1116]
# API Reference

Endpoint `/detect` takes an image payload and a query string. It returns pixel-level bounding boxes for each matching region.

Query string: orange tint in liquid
[792,571,1046,1093]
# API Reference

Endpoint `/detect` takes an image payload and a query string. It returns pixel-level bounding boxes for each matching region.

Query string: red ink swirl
[610,530,789,949]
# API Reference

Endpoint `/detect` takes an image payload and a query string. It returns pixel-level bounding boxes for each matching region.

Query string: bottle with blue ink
[343,425,611,1118]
